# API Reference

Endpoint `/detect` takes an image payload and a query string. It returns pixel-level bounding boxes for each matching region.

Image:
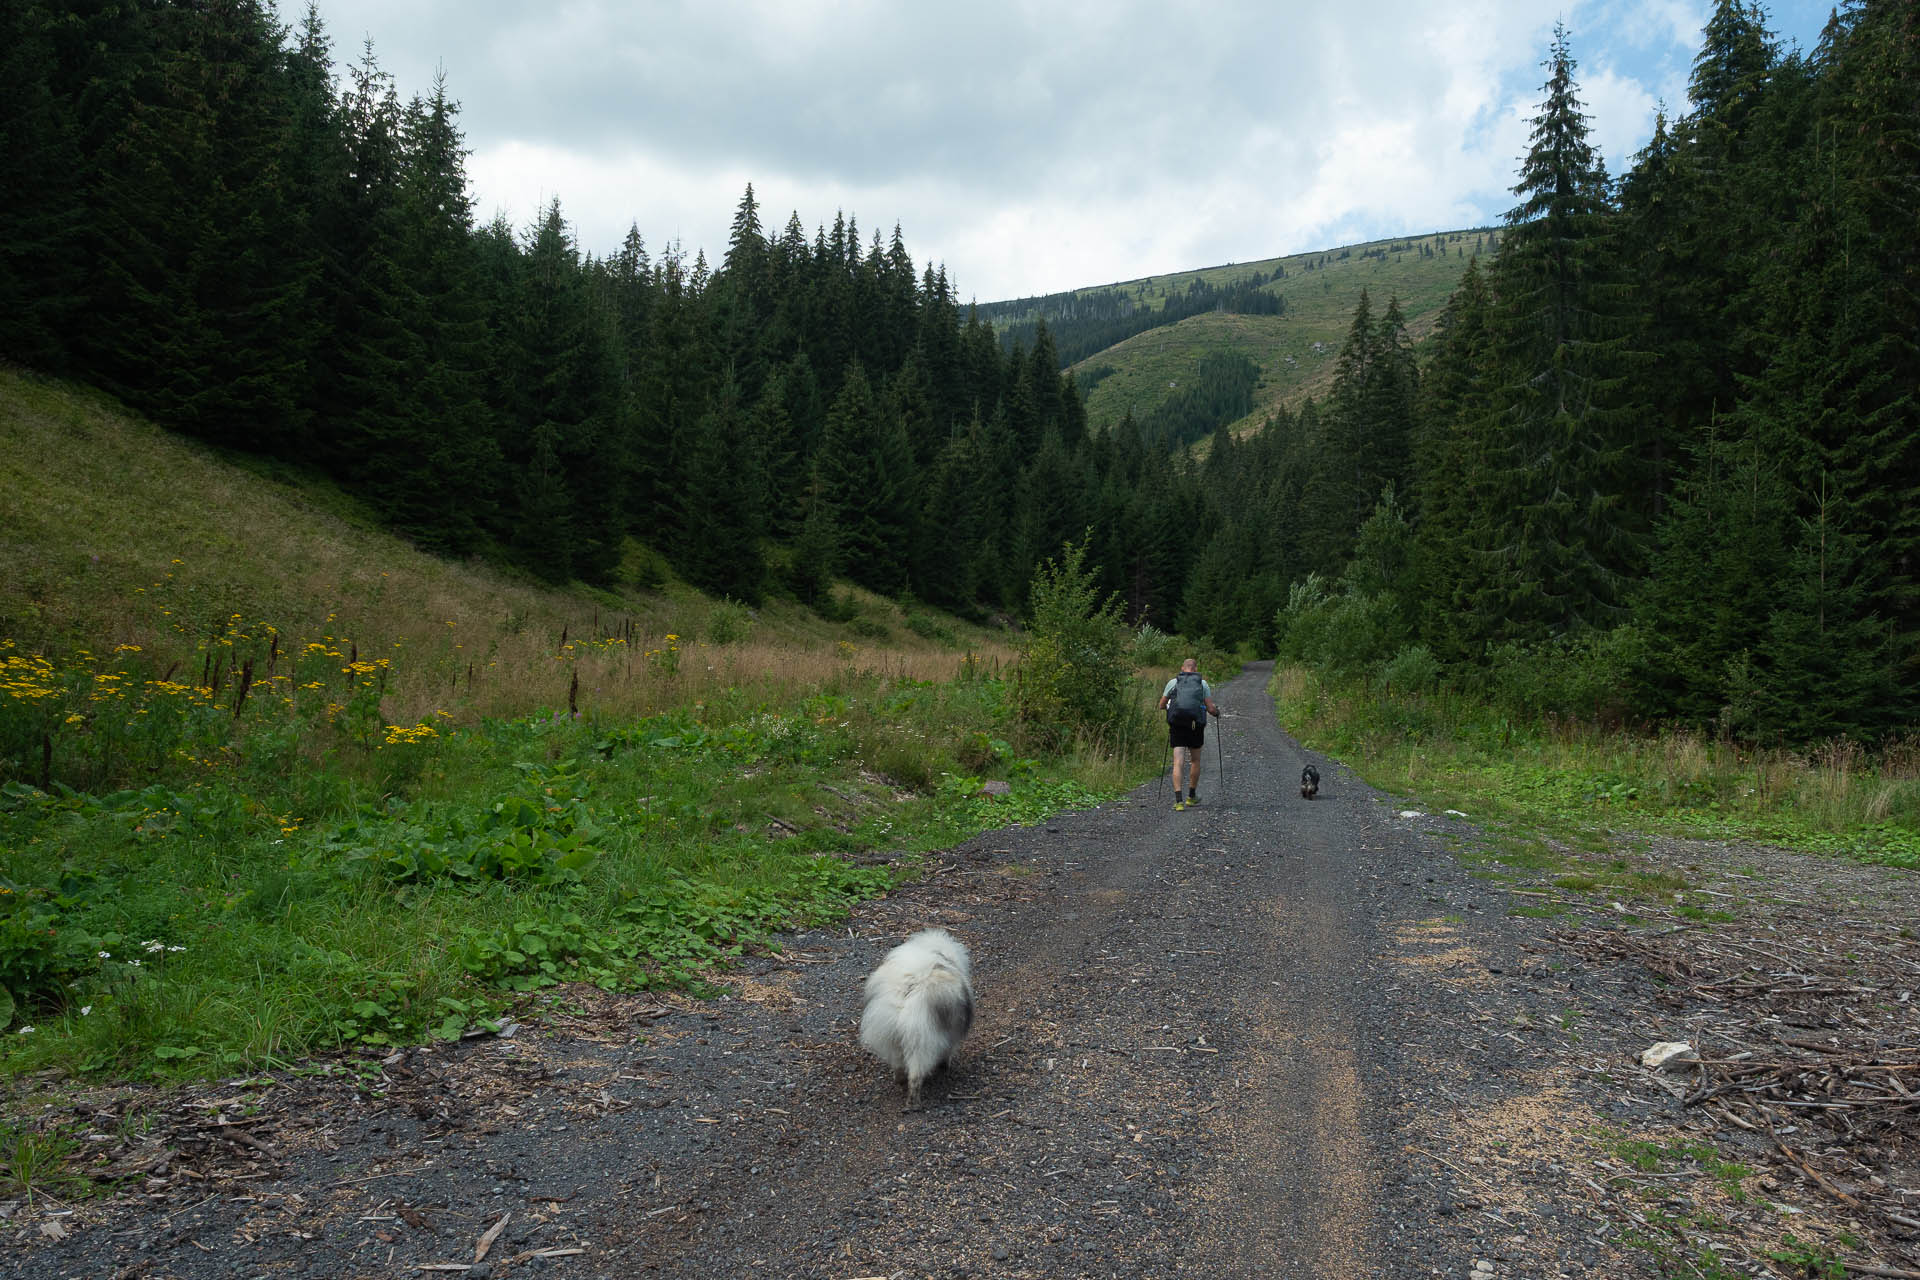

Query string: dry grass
[1,369,1017,729]
[382,633,1021,726]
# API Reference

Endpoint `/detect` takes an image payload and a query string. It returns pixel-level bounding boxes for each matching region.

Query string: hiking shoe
[1186,792,1200,805]
[1173,799,1186,812]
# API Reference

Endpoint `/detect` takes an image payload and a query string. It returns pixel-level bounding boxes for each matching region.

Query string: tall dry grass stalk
[1661,731,1711,780]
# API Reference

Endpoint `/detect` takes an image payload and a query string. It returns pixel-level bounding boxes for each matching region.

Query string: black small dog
[1300,764,1319,799]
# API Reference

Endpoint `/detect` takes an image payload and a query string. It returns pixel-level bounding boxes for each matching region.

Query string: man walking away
[1158,658,1219,811]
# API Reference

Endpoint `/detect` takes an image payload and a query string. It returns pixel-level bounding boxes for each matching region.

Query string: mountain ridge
[982,227,1498,439]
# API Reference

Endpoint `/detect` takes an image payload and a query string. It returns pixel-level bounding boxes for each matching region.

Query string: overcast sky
[291,0,1837,302]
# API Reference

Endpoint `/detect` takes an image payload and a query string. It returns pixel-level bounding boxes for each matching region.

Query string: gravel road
[11,659,1849,1279]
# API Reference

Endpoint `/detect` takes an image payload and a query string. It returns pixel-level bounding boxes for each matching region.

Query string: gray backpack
[1167,672,1207,728]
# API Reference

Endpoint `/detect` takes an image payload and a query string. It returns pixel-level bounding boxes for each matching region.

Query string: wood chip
[474,1212,509,1262]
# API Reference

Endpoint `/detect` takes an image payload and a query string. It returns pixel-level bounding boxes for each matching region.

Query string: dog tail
[894,962,972,1067]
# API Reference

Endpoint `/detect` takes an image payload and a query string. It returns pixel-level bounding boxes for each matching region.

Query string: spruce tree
[0,1,85,370]
[501,199,622,581]
[375,76,498,553]
[814,361,914,595]
[915,414,994,609]
[1013,429,1092,596]
[677,371,768,603]
[715,183,771,398]
[1482,24,1646,640]
[1409,259,1506,662]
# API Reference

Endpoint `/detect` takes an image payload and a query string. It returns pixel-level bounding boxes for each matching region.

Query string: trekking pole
[1215,709,1227,803]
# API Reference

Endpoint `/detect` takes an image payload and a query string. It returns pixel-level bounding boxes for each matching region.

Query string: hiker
[1159,657,1219,811]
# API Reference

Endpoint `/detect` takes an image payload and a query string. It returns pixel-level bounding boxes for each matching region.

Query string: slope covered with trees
[2,0,1914,745]
[1270,5,1918,743]
[0,1,1090,615]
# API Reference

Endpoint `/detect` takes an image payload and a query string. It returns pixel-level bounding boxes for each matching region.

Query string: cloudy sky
[292,0,1837,302]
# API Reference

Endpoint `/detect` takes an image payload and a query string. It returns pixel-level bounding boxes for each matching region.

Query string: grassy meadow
[0,369,1167,1085]
[1065,229,1495,437]
[1269,664,1920,892]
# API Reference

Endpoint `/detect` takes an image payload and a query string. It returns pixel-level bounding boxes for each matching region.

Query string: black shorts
[1168,714,1205,749]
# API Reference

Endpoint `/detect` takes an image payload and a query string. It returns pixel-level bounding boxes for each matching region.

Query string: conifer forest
[2,1,1915,745]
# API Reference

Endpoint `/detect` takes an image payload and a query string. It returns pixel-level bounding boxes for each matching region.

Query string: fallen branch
[1765,1111,1858,1207]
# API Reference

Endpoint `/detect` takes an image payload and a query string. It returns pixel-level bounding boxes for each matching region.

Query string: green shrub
[955,730,1004,775]
[905,613,957,644]
[1131,623,1183,668]
[615,539,669,592]
[705,598,755,646]
[0,894,100,1023]
[1480,628,1644,724]
[1014,538,1137,754]
[1274,574,1406,678]
[848,616,890,640]
[869,739,937,793]
[1380,644,1441,695]
[813,589,859,624]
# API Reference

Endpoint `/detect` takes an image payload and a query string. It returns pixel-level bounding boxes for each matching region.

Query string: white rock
[1640,1041,1698,1070]
[1398,809,1425,819]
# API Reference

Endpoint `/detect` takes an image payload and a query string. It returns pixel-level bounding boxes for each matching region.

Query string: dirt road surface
[8,660,1914,1278]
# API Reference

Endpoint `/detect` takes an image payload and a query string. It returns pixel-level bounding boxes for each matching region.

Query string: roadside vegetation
[0,379,1188,1085]
[1270,663,1919,874]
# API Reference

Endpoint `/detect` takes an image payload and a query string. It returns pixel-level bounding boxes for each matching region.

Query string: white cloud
[1580,64,1666,174]
[1606,0,1711,51]
[290,0,1832,301]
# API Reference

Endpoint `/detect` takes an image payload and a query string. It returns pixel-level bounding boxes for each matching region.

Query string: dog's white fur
[859,928,974,1109]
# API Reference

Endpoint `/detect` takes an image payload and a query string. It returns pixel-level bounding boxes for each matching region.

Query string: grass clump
[0,1118,88,1205]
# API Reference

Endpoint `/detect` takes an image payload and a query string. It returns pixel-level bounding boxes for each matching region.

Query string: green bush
[1380,644,1441,695]
[955,730,1004,774]
[1479,628,1644,724]
[615,539,670,592]
[0,894,100,1023]
[1131,623,1183,668]
[869,739,937,793]
[1274,574,1406,678]
[705,599,756,646]
[905,613,957,644]
[1014,538,1137,754]
[813,589,859,624]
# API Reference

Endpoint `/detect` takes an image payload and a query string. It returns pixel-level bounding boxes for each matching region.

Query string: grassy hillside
[0,368,1014,727]
[1003,228,1498,438]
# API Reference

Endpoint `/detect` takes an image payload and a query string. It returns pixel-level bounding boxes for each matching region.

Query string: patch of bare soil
[0,661,1913,1280]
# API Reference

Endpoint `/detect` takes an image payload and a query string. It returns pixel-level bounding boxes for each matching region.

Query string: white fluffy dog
[859,928,974,1109]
